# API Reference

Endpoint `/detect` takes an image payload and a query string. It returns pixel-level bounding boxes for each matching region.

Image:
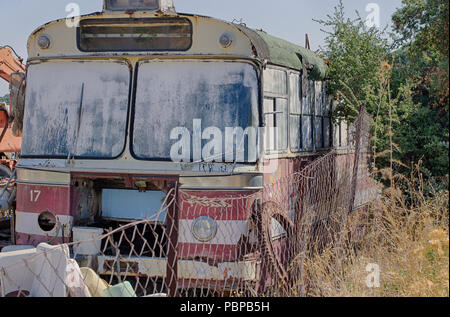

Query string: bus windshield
[132,61,259,162]
[21,61,130,159]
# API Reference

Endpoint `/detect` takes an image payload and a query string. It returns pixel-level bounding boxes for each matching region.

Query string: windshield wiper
[67,82,85,165]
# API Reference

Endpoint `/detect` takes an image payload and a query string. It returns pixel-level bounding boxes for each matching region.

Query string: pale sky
[0,0,403,95]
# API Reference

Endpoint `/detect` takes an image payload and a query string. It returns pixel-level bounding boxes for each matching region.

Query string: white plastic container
[72,227,104,256]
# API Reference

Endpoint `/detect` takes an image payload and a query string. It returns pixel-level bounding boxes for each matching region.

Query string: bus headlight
[219,33,233,48]
[37,35,51,49]
[191,216,217,242]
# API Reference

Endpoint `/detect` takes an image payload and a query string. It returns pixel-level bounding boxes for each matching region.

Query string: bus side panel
[15,183,72,246]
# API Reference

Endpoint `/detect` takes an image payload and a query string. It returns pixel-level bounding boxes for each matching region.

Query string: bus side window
[314,81,332,149]
[289,73,301,152]
[302,79,314,151]
[263,68,288,153]
[264,68,287,96]
[301,79,333,151]
[263,98,287,152]
[314,81,324,149]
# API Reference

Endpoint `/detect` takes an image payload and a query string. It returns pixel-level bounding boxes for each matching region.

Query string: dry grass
[301,174,449,297]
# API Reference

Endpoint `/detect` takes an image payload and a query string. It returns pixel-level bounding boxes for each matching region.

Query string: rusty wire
[0,109,376,297]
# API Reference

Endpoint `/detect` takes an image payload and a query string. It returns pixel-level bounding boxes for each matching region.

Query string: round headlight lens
[38,211,57,232]
[219,33,233,48]
[191,216,217,242]
[37,35,51,49]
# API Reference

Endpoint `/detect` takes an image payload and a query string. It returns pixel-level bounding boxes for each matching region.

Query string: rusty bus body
[12,0,377,294]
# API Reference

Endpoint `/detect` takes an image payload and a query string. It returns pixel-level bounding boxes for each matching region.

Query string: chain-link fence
[0,107,377,297]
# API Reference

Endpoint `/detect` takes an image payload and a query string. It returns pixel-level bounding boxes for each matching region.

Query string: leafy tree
[314,1,390,121]
[315,0,449,187]
[391,0,449,177]
[392,0,448,55]
[391,0,448,118]
[315,1,404,186]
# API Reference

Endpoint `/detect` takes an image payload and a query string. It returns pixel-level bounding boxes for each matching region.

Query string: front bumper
[79,255,258,281]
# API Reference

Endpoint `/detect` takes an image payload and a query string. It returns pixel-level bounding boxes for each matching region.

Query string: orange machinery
[0,46,25,174]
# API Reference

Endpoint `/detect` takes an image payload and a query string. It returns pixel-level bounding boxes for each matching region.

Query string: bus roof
[233,24,328,80]
[28,11,328,80]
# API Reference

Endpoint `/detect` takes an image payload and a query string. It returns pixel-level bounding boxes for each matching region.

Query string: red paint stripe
[16,184,70,215]
[178,243,239,261]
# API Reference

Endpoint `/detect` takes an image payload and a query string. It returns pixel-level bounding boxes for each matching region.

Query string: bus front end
[14,2,268,295]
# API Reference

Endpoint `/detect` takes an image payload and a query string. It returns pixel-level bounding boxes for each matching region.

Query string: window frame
[282,67,335,154]
[20,59,133,160]
[313,81,333,150]
[263,66,289,154]
[288,71,302,152]
[130,59,262,162]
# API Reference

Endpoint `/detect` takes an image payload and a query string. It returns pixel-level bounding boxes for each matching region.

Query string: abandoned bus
[10,0,377,296]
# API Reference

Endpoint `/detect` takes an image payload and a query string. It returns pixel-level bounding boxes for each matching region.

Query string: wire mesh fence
[0,107,378,297]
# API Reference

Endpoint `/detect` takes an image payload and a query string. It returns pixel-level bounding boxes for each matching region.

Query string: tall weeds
[302,165,449,297]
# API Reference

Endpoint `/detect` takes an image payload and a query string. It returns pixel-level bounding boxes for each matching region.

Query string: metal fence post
[335,104,365,269]
[165,182,179,297]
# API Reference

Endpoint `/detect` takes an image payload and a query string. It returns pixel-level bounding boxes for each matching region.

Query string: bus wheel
[257,201,295,295]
